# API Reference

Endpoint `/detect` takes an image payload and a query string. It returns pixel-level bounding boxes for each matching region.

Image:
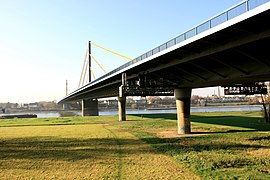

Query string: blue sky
[0,0,240,103]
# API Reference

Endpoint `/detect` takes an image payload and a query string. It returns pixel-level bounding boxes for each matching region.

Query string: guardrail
[90,0,269,85]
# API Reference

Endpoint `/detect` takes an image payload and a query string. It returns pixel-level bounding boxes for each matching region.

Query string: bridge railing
[90,0,269,86]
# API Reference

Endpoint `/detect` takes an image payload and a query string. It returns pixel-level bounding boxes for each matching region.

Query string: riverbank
[0,104,263,119]
[1,104,261,118]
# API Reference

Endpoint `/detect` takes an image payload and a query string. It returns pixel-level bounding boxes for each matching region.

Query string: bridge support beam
[118,96,126,121]
[81,99,99,116]
[175,88,192,134]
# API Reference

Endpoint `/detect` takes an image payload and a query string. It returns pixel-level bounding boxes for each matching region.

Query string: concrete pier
[175,88,192,134]
[81,99,99,116]
[118,96,126,121]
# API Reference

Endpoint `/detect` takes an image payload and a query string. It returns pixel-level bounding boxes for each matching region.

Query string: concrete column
[175,88,192,134]
[62,103,70,110]
[81,99,99,116]
[118,96,126,121]
[62,103,66,110]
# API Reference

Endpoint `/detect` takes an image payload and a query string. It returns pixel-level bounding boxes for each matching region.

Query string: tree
[5,102,11,109]
[147,96,161,104]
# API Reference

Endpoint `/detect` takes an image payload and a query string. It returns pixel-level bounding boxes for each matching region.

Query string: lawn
[0,115,196,179]
[0,111,270,179]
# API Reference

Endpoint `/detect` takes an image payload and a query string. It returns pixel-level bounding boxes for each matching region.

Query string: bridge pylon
[118,96,126,121]
[175,88,192,134]
[81,99,99,116]
[118,73,127,121]
[88,41,92,83]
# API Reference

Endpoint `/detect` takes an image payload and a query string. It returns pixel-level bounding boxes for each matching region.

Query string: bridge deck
[60,0,270,103]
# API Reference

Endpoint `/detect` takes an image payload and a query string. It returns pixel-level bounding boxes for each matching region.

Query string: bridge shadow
[0,136,156,163]
[1,133,268,162]
[191,114,270,131]
[129,113,177,120]
[138,136,268,151]
[130,113,270,132]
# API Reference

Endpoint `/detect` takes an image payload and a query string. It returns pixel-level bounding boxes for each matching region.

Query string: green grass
[0,115,116,127]
[0,111,270,179]
[125,112,270,179]
[0,115,196,179]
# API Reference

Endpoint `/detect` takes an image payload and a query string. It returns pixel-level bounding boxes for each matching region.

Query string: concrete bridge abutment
[175,88,192,134]
[81,99,99,116]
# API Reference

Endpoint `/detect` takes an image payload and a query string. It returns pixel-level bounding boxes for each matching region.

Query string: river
[35,105,262,118]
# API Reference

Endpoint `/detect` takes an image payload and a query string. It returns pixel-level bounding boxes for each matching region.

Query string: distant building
[29,103,39,108]
[102,100,118,106]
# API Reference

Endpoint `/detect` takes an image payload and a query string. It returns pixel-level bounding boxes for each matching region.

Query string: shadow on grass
[139,137,266,152]
[130,113,270,131]
[0,136,150,163]
[191,115,270,131]
[130,131,270,159]
[130,113,177,120]
[249,136,270,141]
[131,131,270,178]
[1,135,268,164]
[190,129,260,134]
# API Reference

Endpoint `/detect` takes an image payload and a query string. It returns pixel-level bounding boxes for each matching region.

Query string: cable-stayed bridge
[59,0,270,134]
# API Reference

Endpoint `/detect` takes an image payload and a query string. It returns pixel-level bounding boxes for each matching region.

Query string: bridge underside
[126,9,270,90]
[60,6,270,135]
[65,8,270,101]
